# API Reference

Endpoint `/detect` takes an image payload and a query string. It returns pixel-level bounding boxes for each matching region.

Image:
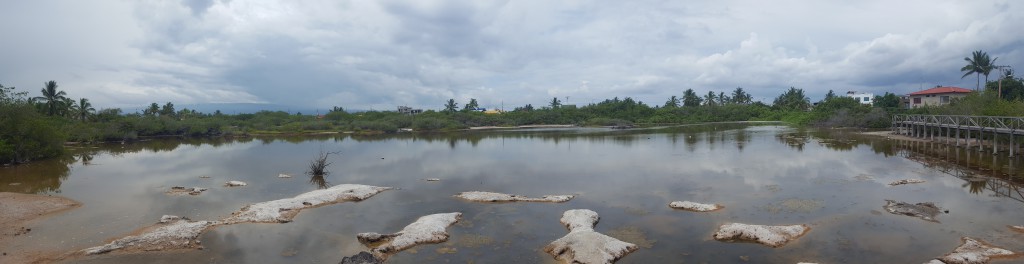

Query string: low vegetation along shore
[4,74,1024,165]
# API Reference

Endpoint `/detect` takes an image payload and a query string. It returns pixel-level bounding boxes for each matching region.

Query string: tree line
[2,49,1021,164]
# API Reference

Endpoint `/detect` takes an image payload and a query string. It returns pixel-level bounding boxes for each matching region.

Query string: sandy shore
[858,130,932,142]
[0,192,81,264]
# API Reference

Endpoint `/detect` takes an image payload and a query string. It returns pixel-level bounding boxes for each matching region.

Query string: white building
[846,91,874,105]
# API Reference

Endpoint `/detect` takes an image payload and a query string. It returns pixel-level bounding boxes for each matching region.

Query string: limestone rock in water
[544,209,639,264]
[278,174,292,178]
[84,216,218,255]
[712,223,810,248]
[883,200,942,222]
[889,179,926,186]
[454,191,574,203]
[927,237,1018,264]
[669,201,723,212]
[223,184,392,224]
[339,251,383,264]
[356,212,462,257]
[1010,225,1024,233]
[166,186,207,195]
[224,181,247,187]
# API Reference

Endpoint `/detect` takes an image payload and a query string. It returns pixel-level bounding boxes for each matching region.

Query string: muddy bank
[0,192,81,264]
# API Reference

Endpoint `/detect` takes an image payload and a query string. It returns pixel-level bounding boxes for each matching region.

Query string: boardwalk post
[950,124,958,147]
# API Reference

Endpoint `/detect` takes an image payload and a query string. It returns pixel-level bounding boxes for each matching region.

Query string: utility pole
[996,66,1014,100]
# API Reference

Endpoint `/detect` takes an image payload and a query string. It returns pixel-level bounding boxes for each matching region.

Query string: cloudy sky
[1,0,1022,111]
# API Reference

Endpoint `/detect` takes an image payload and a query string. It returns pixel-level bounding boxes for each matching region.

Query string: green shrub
[352,120,398,133]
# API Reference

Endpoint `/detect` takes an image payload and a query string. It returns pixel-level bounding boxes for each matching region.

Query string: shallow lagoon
[4,123,1024,263]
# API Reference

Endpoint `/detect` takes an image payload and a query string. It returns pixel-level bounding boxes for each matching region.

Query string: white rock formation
[166,186,207,196]
[889,179,926,186]
[883,200,942,222]
[544,209,638,264]
[356,212,462,257]
[85,184,393,256]
[84,216,218,255]
[669,201,723,212]
[222,184,391,224]
[278,174,292,178]
[926,237,1018,264]
[712,223,810,248]
[224,181,247,187]
[455,191,574,203]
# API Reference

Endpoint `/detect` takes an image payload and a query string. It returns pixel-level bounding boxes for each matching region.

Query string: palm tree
[76,98,95,121]
[444,99,457,113]
[36,80,67,116]
[60,97,75,118]
[703,91,716,106]
[961,50,996,91]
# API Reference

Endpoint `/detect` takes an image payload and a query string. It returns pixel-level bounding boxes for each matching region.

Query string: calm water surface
[4,123,1024,263]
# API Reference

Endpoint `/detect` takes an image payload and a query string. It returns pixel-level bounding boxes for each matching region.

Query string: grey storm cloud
[0,0,1022,111]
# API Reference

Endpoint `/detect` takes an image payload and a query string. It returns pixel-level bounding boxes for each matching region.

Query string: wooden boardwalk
[892,115,1024,157]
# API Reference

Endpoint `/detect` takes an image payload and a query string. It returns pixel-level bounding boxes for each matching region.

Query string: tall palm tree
[703,91,716,106]
[36,80,67,116]
[961,50,996,91]
[76,98,95,121]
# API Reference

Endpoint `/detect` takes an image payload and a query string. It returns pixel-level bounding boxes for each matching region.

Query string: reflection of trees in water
[77,151,93,165]
[775,131,809,151]
[965,179,989,195]
[734,128,749,151]
[0,153,73,194]
[896,140,1024,203]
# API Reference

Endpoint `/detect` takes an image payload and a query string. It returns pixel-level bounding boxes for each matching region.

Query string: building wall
[909,93,969,108]
[846,93,874,104]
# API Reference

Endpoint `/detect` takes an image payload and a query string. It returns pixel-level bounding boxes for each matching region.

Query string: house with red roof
[906,86,972,108]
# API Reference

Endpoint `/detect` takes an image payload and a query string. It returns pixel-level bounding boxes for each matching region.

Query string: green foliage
[872,92,901,109]
[36,80,67,116]
[663,95,679,108]
[985,76,1024,101]
[462,98,479,112]
[583,118,633,127]
[0,86,65,164]
[682,89,701,107]
[444,99,457,113]
[731,87,752,105]
[412,117,457,131]
[961,50,997,90]
[160,102,176,118]
[772,87,810,111]
[351,120,398,133]
[549,97,561,109]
